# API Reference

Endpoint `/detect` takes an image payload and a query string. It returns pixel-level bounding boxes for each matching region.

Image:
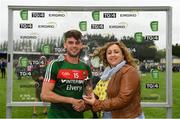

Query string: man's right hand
[71,98,85,112]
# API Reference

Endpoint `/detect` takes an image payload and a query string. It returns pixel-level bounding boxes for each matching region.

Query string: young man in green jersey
[41,30,92,118]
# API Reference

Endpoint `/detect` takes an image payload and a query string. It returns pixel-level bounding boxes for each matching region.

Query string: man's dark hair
[64,30,82,42]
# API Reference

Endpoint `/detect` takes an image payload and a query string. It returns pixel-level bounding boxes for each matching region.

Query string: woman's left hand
[83,93,96,105]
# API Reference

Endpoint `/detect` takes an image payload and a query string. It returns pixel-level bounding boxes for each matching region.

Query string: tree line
[0,34,170,62]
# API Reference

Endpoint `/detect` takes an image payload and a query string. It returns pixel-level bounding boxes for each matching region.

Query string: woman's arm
[92,67,140,112]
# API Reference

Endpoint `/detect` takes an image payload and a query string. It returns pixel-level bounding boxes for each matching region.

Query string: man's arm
[41,82,85,111]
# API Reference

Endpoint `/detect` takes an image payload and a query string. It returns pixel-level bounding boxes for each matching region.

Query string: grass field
[0,71,180,118]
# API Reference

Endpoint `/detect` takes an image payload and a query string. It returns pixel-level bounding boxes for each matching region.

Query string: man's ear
[80,45,83,49]
[64,43,67,49]
[81,44,85,49]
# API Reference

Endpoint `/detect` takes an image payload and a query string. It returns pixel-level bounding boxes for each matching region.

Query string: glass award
[83,77,93,97]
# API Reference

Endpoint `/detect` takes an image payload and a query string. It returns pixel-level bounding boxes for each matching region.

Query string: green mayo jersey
[44,59,92,118]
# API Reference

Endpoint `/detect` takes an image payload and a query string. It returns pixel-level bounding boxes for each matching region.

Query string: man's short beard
[67,51,80,58]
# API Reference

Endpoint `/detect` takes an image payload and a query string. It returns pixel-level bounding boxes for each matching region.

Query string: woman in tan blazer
[83,41,144,118]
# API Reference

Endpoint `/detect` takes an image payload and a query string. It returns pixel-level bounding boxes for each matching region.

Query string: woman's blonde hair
[93,41,137,68]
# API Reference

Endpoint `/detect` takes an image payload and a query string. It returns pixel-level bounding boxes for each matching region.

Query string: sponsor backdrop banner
[12,10,166,102]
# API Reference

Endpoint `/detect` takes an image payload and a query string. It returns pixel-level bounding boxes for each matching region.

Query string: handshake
[72,92,96,112]
[72,78,96,112]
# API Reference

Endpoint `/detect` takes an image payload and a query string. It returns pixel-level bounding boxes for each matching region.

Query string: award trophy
[83,77,93,97]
